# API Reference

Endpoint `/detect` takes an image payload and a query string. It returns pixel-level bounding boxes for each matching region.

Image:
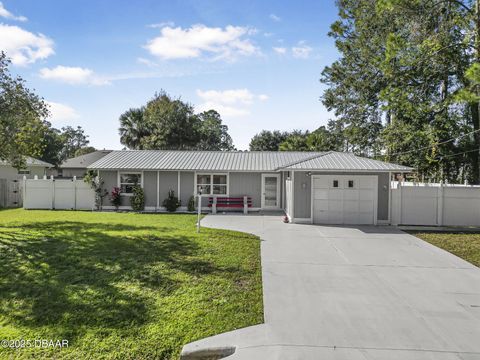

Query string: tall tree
[118,92,236,151]
[119,107,148,150]
[0,52,49,168]
[59,126,90,160]
[197,110,235,150]
[249,130,289,151]
[322,0,476,183]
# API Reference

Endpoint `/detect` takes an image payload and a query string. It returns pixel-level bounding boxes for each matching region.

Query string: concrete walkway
[181,215,480,360]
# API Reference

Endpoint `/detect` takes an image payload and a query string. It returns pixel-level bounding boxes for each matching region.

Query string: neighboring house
[0,156,53,208]
[0,157,52,180]
[89,150,412,225]
[51,150,112,178]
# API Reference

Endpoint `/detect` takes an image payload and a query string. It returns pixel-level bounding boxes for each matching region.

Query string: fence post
[22,176,27,209]
[243,195,248,214]
[51,175,55,210]
[398,181,403,225]
[212,196,217,215]
[437,181,444,226]
[73,176,77,210]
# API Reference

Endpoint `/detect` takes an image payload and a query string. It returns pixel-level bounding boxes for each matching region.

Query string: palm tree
[118,107,147,149]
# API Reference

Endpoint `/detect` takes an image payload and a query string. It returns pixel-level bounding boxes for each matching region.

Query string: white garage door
[312,175,378,225]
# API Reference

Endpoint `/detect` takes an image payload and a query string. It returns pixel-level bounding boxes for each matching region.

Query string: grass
[412,231,480,267]
[0,209,263,359]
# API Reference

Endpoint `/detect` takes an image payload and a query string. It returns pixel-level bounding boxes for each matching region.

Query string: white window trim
[117,171,144,196]
[194,172,229,196]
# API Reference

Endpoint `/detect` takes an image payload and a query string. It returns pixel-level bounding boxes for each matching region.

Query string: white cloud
[269,14,281,22]
[144,24,259,61]
[39,65,110,86]
[292,41,312,59]
[46,101,79,122]
[273,47,286,55]
[196,89,268,117]
[0,2,27,22]
[0,23,54,66]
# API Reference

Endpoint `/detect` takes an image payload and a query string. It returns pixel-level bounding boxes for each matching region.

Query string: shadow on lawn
[0,220,229,341]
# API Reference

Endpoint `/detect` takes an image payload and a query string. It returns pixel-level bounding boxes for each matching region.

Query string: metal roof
[89,150,412,172]
[60,150,112,169]
[280,152,412,171]
[0,156,53,168]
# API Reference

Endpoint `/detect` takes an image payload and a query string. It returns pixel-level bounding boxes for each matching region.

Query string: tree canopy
[320,0,480,183]
[118,92,235,151]
[0,52,49,169]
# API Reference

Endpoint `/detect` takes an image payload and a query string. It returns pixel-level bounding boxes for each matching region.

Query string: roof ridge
[275,151,331,170]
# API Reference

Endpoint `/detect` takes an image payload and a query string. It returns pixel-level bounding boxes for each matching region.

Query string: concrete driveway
[181,215,480,360]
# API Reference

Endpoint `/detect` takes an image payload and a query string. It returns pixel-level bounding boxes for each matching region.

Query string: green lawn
[0,209,263,359]
[412,232,480,267]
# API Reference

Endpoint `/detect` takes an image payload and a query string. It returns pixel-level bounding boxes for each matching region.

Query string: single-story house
[49,150,112,178]
[89,150,412,225]
[0,157,53,180]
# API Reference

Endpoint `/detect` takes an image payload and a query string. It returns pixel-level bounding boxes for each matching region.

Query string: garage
[311,175,378,225]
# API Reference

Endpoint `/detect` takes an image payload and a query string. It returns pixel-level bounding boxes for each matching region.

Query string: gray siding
[180,171,194,206]
[98,170,119,206]
[293,171,390,221]
[229,172,262,208]
[0,165,46,180]
[143,171,157,207]
[158,171,179,206]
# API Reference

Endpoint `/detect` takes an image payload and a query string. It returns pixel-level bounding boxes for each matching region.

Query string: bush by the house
[84,169,108,210]
[162,190,181,212]
[187,195,195,212]
[110,187,122,210]
[130,185,145,212]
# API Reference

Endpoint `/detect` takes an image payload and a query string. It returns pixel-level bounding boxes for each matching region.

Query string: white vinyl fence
[285,179,293,220]
[23,177,95,210]
[391,181,480,226]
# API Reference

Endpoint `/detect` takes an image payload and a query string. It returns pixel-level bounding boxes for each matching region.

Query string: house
[0,156,53,208]
[0,157,53,180]
[51,150,112,178]
[89,150,412,224]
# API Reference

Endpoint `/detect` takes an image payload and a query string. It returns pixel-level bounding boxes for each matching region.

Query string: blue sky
[0,0,339,150]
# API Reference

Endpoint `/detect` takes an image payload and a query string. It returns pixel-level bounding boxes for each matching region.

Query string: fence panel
[24,178,95,210]
[391,182,480,226]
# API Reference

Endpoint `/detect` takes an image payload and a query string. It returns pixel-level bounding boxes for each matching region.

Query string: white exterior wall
[391,182,480,226]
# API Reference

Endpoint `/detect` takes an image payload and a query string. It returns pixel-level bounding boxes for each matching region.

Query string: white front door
[312,175,378,225]
[262,174,280,209]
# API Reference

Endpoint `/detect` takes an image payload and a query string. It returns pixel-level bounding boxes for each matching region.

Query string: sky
[0,0,340,150]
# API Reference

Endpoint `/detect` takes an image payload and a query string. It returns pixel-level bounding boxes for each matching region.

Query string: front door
[262,174,280,209]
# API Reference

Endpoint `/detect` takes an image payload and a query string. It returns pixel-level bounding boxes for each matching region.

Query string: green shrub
[187,195,195,212]
[162,189,181,212]
[130,185,145,212]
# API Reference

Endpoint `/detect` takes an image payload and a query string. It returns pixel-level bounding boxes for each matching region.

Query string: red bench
[208,196,252,214]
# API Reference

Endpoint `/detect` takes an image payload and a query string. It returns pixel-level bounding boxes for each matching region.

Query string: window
[333,180,339,188]
[196,174,228,195]
[119,173,142,195]
[17,170,30,175]
[348,180,354,188]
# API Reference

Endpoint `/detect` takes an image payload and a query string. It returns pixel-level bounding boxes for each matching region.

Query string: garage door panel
[313,177,329,189]
[343,190,359,200]
[314,189,329,200]
[312,175,377,225]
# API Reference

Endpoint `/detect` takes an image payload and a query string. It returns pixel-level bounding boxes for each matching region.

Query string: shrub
[187,195,195,212]
[162,189,181,212]
[110,187,122,210]
[130,185,145,212]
